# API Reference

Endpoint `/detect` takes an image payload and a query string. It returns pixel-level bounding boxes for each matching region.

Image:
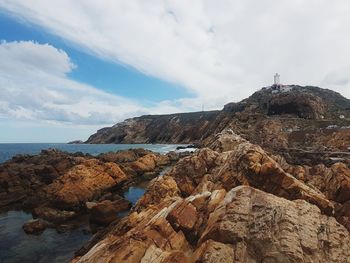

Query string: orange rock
[47,159,127,210]
[134,175,180,211]
[167,200,198,232]
[192,240,234,263]
[129,154,157,174]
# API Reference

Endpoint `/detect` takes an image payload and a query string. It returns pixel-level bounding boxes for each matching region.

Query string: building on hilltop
[271,73,292,93]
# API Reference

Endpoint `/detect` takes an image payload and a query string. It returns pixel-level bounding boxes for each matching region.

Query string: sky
[0,1,350,142]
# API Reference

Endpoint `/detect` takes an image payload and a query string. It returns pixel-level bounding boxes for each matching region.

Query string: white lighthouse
[274,73,280,86]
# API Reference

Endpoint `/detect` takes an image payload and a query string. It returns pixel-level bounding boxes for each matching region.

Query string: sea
[0,143,188,263]
[0,143,189,164]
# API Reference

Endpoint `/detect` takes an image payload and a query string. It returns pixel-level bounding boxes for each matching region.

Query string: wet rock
[22,219,47,235]
[142,171,158,180]
[89,200,119,226]
[33,207,76,224]
[89,199,131,226]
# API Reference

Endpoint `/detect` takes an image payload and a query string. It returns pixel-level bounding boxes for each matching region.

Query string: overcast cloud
[1,0,350,132]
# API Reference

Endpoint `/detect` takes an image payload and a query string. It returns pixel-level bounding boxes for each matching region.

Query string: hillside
[86,86,350,154]
[86,110,233,144]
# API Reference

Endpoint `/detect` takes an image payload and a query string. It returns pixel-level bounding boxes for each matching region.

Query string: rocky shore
[0,148,183,233]
[1,86,349,262]
[72,130,350,262]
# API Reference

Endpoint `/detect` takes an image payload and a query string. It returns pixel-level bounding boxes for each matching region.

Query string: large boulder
[46,159,127,210]
[199,186,349,262]
[129,154,157,174]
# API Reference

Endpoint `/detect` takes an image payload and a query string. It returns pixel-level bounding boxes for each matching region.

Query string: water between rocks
[0,144,186,263]
[0,184,147,263]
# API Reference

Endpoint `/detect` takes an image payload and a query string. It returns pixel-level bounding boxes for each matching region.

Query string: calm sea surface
[0,143,185,263]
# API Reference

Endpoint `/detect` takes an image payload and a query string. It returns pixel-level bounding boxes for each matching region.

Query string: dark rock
[33,207,76,224]
[89,199,130,226]
[68,140,84,144]
[22,219,47,235]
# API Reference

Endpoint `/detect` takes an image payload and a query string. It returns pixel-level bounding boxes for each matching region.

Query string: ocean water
[0,211,91,263]
[0,143,188,163]
[0,184,147,263]
[0,143,182,263]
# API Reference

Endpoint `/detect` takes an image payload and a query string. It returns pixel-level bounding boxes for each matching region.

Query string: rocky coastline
[0,148,184,234]
[1,86,349,262]
[71,130,350,262]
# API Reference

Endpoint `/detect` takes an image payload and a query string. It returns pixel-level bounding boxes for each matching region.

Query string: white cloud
[1,0,350,103]
[0,41,192,127]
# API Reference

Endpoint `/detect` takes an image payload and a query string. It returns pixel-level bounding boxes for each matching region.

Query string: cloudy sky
[0,0,350,142]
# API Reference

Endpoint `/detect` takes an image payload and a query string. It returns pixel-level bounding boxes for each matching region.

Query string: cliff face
[86,86,350,150]
[86,111,233,144]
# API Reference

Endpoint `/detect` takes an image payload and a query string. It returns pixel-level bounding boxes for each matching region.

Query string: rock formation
[0,148,178,229]
[85,86,350,167]
[72,131,350,263]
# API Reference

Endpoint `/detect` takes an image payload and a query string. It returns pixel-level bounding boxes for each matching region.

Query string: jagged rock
[22,219,47,235]
[74,211,192,263]
[98,149,155,164]
[192,240,234,263]
[306,162,350,203]
[0,148,173,228]
[199,186,350,262]
[129,154,157,174]
[0,150,84,207]
[170,132,334,215]
[134,176,180,211]
[46,159,127,210]
[167,149,219,196]
[72,185,350,263]
[166,200,198,233]
[71,130,350,262]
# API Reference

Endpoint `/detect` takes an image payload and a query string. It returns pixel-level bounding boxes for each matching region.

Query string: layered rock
[73,186,349,263]
[170,131,334,215]
[72,132,350,262]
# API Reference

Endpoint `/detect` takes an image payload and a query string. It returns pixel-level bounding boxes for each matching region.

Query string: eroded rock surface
[72,132,350,263]
[73,186,350,263]
[0,148,176,229]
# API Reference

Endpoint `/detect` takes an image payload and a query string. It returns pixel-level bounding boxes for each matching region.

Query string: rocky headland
[87,85,350,166]
[1,85,349,262]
